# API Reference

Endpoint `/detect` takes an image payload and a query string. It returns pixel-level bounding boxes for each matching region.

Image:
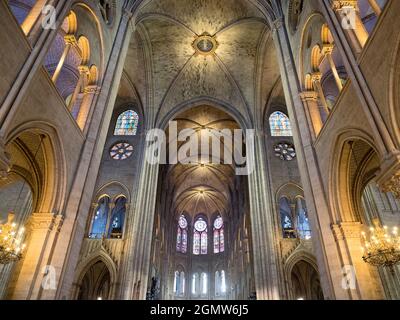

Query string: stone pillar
[67,65,89,112]
[121,137,160,300]
[52,35,77,83]
[9,213,64,300]
[311,72,331,115]
[41,10,135,300]
[271,16,348,299]
[76,86,100,131]
[367,0,382,16]
[331,222,385,299]
[332,0,369,54]
[300,91,323,137]
[321,44,343,92]
[246,130,281,300]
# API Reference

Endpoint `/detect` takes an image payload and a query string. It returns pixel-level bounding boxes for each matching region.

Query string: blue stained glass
[114,110,139,136]
[108,197,126,238]
[89,197,110,239]
[269,111,293,137]
[296,198,311,239]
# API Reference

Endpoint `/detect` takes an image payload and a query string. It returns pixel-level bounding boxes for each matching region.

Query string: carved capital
[300,91,318,102]
[64,34,78,46]
[272,17,284,32]
[380,174,400,198]
[28,213,63,232]
[376,154,400,199]
[332,0,359,11]
[83,85,100,95]
[321,44,334,56]
[331,222,362,241]
[311,72,322,82]
[0,138,11,179]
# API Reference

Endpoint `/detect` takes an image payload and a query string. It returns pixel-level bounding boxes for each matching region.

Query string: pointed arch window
[221,270,226,294]
[192,273,199,295]
[108,196,126,239]
[193,218,207,255]
[296,198,311,239]
[174,270,185,296]
[279,197,295,238]
[201,272,208,295]
[114,110,139,136]
[215,270,226,296]
[213,216,224,253]
[89,196,110,239]
[269,111,293,136]
[176,215,188,253]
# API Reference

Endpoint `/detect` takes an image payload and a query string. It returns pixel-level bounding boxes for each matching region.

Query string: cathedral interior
[0,0,400,300]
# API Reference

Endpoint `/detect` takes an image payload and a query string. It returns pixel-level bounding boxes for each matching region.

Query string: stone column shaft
[76,86,100,131]
[47,11,134,300]
[272,17,348,299]
[368,0,382,16]
[300,91,323,137]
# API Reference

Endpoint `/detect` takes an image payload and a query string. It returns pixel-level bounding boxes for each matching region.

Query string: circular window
[192,33,219,55]
[179,216,188,229]
[274,142,296,161]
[214,216,223,229]
[194,218,207,232]
[110,142,133,160]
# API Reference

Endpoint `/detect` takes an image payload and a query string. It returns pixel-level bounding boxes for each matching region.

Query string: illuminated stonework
[192,33,219,56]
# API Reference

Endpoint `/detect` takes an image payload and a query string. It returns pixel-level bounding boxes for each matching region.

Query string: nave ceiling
[124,0,282,128]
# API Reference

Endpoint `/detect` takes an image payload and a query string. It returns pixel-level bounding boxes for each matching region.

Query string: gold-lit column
[68,65,90,112]
[76,86,99,130]
[21,0,48,35]
[332,0,369,54]
[52,35,77,83]
[0,139,11,179]
[311,72,330,115]
[9,213,62,300]
[300,91,324,137]
[368,0,382,16]
[322,44,343,92]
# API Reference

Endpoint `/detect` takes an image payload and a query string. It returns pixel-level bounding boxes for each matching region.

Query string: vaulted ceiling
[124,0,281,128]
[123,0,283,221]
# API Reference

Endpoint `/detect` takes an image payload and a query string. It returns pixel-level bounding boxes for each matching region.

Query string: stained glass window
[89,196,110,239]
[279,197,295,238]
[192,273,199,295]
[296,198,311,239]
[274,142,296,161]
[213,216,224,253]
[221,270,226,293]
[174,270,185,296]
[269,111,293,137]
[193,218,207,255]
[114,110,139,136]
[110,142,133,160]
[193,231,200,255]
[215,271,220,296]
[108,196,126,239]
[201,273,208,295]
[177,215,188,253]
